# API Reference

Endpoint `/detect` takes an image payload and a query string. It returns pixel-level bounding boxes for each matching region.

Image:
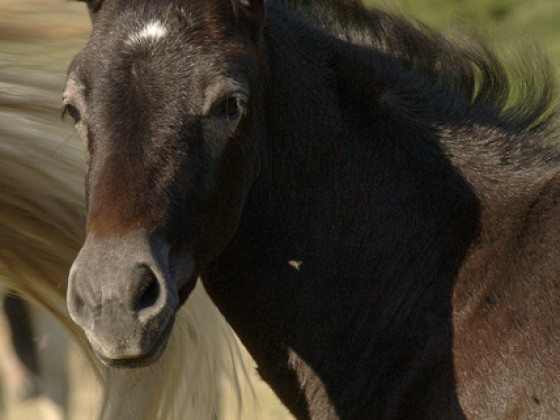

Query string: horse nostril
[69,288,87,322]
[72,293,86,315]
[133,267,161,312]
[68,268,95,330]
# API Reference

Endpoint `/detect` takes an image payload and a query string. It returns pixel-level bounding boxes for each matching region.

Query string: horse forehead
[126,20,169,47]
[88,3,232,59]
[102,0,226,33]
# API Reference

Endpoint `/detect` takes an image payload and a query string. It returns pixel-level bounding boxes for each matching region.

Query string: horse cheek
[195,139,253,270]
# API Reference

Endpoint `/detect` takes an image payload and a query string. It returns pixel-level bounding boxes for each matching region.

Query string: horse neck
[204,11,481,418]
[433,101,560,273]
[203,5,560,417]
[446,130,560,331]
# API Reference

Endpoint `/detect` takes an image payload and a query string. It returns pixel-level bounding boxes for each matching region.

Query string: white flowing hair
[0,89,255,419]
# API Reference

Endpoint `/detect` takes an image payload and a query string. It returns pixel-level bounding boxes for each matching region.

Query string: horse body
[65,0,560,418]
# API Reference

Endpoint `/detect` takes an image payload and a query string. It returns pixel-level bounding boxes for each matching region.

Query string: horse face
[65,0,264,367]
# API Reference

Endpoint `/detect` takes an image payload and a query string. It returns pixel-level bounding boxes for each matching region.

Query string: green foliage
[364,0,560,76]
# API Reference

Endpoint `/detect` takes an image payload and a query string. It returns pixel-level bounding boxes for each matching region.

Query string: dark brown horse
[65,0,560,418]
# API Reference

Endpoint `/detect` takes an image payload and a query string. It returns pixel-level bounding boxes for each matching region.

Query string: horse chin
[92,314,176,369]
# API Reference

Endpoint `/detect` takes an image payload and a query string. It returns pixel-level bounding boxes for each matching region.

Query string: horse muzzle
[67,228,193,367]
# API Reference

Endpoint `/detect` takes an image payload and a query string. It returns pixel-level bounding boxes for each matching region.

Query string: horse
[0,55,252,419]
[64,0,560,418]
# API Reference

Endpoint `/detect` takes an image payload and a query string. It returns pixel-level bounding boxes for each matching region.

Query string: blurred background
[0,0,558,418]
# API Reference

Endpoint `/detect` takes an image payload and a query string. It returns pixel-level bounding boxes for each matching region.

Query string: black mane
[279,0,559,136]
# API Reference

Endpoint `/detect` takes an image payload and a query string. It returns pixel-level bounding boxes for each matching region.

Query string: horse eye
[63,103,81,123]
[213,94,246,121]
[225,97,240,119]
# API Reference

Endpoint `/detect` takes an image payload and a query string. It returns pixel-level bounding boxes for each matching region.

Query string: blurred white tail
[0,103,250,419]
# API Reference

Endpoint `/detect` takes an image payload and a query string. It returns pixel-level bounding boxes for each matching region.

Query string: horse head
[66,0,264,367]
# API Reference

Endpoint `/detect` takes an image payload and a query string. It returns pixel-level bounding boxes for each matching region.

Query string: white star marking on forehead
[127,20,168,46]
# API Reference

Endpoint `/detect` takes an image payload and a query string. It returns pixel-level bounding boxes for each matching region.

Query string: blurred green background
[370,0,560,75]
